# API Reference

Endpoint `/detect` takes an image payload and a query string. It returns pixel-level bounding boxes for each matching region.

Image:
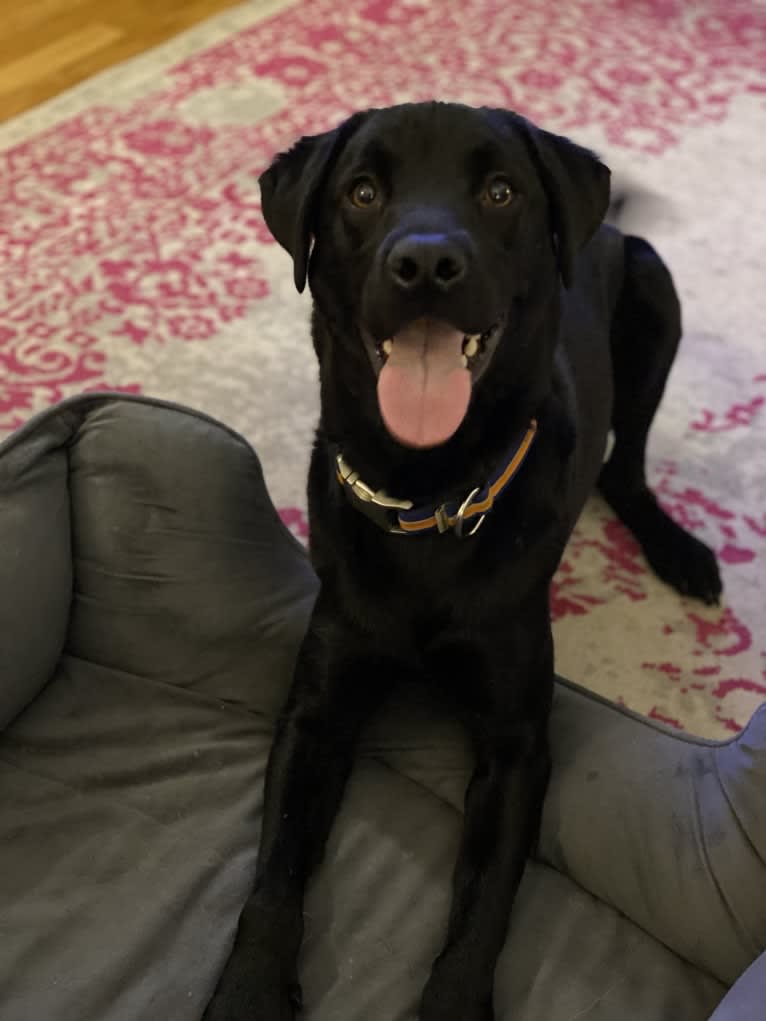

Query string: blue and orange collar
[335,420,537,538]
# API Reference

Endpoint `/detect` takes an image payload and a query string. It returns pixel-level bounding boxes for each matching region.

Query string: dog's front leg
[420,665,552,1021]
[203,601,383,1021]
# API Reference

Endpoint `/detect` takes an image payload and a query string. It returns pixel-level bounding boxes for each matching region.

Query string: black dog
[204,102,721,1021]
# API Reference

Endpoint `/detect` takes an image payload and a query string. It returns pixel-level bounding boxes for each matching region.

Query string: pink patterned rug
[1,0,764,736]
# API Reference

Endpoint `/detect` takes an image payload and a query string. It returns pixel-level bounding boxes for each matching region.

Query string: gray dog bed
[1,394,764,1021]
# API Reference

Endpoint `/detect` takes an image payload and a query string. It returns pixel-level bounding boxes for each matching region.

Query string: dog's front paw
[202,950,301,1021]
[419,971,494,1021]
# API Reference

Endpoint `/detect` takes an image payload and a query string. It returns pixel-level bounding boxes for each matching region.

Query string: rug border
[0,0,299,148]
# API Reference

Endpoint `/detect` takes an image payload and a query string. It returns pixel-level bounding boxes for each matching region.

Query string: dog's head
[260,103,609,453]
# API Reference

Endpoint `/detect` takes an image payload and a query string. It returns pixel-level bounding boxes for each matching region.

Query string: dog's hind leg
[599,234,722,605]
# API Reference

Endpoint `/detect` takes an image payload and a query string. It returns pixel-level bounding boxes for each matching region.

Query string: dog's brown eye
[349,178,378,209]
[484,176,513,207]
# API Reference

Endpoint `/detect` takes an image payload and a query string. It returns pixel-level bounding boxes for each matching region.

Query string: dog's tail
[605,176,676,233]
[605,189,632,225]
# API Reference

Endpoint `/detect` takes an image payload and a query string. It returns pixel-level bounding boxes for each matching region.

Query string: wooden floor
[0,0,244,122]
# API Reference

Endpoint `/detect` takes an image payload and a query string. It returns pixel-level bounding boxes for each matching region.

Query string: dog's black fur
[204,103,722,1021]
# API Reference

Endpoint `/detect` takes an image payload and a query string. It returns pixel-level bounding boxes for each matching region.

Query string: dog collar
[335,420,537,538]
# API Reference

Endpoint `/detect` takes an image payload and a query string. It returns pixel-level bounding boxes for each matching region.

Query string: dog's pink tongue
[377,319,470,448]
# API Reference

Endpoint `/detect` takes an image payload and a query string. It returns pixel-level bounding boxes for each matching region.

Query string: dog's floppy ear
[259,111,370,293]
[503,112,611,288]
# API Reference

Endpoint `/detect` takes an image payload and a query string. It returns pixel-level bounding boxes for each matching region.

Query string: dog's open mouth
[375,323,499,373]
[367,318,502,449]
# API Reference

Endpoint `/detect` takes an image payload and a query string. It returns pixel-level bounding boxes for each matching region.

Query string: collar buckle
[336,453,413,534]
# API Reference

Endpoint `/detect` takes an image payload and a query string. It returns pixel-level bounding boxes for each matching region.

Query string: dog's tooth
[461,354,468,368]
[382,339,393,356]
[463,336,479,358]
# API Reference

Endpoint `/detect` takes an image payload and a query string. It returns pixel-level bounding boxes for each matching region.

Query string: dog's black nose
[386,234,467,292]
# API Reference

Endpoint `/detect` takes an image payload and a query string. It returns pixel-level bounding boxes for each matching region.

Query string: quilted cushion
[0,395,763,1021]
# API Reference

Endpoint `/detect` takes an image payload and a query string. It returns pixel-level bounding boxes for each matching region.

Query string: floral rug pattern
[1,0,764,736]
